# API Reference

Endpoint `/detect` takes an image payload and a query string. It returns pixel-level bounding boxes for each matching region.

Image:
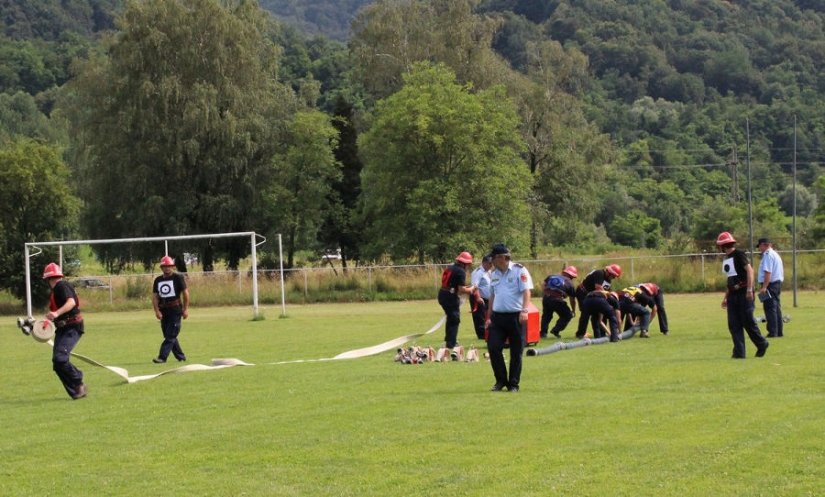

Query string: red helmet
[716,231,736,246]
[42,262,63,279]
[160,255,175,267]
[605,264,622,278]
[562,266,578,279]
[639,283,659,296]
[455,251,473,264]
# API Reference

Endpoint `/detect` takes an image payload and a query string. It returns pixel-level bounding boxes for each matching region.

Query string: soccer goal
[24,231,285,319]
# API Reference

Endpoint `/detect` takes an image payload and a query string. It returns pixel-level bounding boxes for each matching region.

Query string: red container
[484,302,541,346]
[523,302,540,345]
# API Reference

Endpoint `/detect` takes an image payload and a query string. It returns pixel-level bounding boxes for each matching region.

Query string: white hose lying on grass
[49,315,447,384]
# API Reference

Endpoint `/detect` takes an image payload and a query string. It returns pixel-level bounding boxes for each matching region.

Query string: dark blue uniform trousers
[158,310,186,361]
[727,292,768,358]
[438,290,461,348]
[541,297,573,337]
[762,281,783,337]
[653,291,669,333]
[52,326,84,398]
[577,296,619,340]
[487,312,524,388]
[471,298,489,340]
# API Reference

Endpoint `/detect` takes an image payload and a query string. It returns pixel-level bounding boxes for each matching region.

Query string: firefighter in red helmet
[574,263,622,338]
[43,262,87,399]
[437,251,476,352]
[717,232,769,358]
[151,255,190,363]
[539,266,578,339]
[634,282,669,335]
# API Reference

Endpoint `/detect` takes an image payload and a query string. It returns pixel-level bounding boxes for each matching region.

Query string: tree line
[2,0,825,304]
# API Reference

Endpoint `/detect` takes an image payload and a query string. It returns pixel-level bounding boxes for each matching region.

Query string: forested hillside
[2,0,825,301]
[258,0,372,40]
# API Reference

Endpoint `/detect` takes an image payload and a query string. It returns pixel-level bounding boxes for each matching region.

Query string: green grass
[1,294,823,496]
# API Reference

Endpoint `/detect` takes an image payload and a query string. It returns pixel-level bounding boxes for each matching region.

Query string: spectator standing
[757,238,784,338]
[470,254,493,339]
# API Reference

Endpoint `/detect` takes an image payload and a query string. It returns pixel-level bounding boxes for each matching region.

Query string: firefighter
[152,255,189,363]
[43,262,87,399]
[539,266,578,338]
[576,289,621,341]
[635,282,669,335]
[717,232,769,359]
[618,285,651,337]
[438,251,476,350]
[574,264,622,337]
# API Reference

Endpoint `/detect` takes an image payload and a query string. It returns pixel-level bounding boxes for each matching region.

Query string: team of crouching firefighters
[438,244,669,392]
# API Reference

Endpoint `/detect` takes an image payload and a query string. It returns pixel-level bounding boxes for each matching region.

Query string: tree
[358,62,531,263]
[0,91,65,143]
[349,0,509,102]
[0,138,80,303]
[61,0,294,271]
[517,39,615,254]
[607,211,663,249]
[317,95,364,266]
[261,110,342,268]
[778,183,817,218]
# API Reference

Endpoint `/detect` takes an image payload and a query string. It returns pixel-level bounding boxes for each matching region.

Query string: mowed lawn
[1,292,823,497]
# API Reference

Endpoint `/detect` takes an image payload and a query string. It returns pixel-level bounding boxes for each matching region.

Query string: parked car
[321,249,342,261]
[70,278,110,289]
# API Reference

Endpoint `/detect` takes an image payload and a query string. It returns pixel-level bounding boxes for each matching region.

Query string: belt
[158,299,182,309]
[544,290,566,299]
[492,311,520,315]
[55,315,83,328]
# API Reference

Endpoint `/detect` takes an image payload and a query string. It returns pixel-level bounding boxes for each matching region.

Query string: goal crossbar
[24,231,282,318]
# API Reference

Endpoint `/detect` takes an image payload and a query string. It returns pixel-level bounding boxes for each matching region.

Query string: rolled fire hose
[526,325,639,357]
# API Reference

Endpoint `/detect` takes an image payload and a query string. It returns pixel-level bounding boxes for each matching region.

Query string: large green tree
[0,138,79,303]
[62,0,295,270]
[260,110,342,268]
[358,62,530,263]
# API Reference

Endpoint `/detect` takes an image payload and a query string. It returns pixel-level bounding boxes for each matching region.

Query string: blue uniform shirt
[471,265,492,300]
[490,262,533,312]
[758,247,784,284]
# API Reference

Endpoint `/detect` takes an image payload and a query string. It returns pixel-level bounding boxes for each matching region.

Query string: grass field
[1,292,823,496]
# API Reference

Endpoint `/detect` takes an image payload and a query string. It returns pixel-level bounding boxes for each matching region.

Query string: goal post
[24,231,285,319]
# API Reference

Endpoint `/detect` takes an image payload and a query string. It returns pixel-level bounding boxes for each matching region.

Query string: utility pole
[729,144,739,202]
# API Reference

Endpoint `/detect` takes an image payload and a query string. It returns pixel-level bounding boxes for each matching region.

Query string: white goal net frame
[24,231,286,319]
